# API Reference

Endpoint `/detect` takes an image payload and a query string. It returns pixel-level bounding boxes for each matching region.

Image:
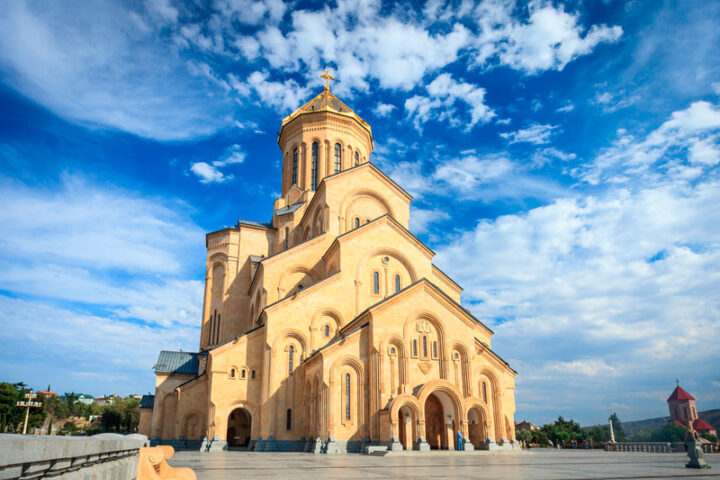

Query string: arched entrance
[227,408,252,447]
[397,405,416,450]
[424,391,459,450]
[467,407,487,448]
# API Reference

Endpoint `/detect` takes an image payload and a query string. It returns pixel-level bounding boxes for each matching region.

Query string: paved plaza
[171,449,720,480]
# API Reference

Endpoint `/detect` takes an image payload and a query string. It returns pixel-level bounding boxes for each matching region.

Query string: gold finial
[320,68,335,90]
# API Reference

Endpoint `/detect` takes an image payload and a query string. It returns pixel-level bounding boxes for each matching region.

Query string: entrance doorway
[227,408,252,447]
[467,407,486,448]
[424,394,445,449]
[397,405,416,450]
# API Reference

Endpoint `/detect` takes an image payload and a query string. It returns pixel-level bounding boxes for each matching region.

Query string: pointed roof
[280,88,372,135]
[667,385,695,402]
[693,419,715,431]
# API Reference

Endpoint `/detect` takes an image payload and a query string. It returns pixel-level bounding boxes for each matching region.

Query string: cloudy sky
[1,0,719,426]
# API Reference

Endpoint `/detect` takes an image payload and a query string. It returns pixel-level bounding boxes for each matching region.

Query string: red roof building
[667,384,717,437]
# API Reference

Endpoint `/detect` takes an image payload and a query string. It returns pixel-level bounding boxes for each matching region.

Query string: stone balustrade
[606,442,672,453]
[701,442,720,454]
[0,433,148,480]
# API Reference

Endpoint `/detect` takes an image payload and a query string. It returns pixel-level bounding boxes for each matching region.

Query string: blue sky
[1,0,719,427]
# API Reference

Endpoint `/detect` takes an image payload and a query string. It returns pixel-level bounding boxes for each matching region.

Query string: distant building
[62,393,94,405]
[37,390,57,397]
[515,421,538,431]
[667,384,717,437]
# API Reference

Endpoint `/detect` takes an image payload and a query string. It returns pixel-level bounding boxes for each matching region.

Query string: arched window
[288,345,295,376]
[482,382,488,403]
[354,217,360,228]
[292,148,298,185]
[324,325,330,337]
[354,151,360,166]
[241,369,246,379]
[334,143,342,173]
[286,409,292,430]
[311,142,319,190]
[394,274,401,293]
[345,373,351,421]
[230,368,236,378]
[284,227,289,250]
[373,271,380,294]
[422,336,428,358]
[412,339,418,357]
[297,284,303,291]
[432,341,438,359]
[251,370,256,379]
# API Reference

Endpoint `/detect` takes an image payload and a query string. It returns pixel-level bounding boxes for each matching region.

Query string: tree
[588,424,610,446]
[515,428,532,443]
[541,416,585,446]
[0,382,23,432]
[609,413,627,442]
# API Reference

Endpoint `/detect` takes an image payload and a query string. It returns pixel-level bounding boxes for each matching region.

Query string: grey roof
[237,219,274,229]
[153,351,200,375]
[276,201,305,216]
[139,395,154,409]
[249,255,265,263]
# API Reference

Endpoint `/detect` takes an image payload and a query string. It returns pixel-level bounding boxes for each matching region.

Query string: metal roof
[139,395,154,409]
[153,351,199,375]
[249,255,265,263]
[237,219,274,229]
[276,201,305,216]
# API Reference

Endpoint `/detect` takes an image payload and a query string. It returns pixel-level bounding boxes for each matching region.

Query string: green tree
[541,416,585,446]
[0,382,23,432]
[589,424,610,446]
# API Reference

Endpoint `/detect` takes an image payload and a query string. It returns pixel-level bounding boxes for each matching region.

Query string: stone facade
[142,85,517,452]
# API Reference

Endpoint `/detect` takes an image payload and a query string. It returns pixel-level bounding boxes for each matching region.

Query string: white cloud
[713,82,720,95]
[214,144,246,167]
[434,155,513,193]
[405,73,494,131]
[0,1,233,140]
[435,177,720,423]
[373,103,396,117]
[579,100,720,184]
[230,71,311,113]
[469,2,622,74]
[410,207,450,234]
[190,162,228,184]
[501,123,559,144]
[556,103,575,113]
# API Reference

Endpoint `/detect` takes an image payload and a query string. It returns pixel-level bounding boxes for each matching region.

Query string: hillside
[619,409,720,437]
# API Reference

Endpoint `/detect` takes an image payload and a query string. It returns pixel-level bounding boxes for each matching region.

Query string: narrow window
[432,341,437,359]
[422,336,428,358]
[288,345,295,376]
[311,142,319,190]
[373,271,379,294]
[297,284,303,292]
[482,382,487,403]
[412,339,418,357]
[230,368,235,378]
[354,217,360,229]
[394,274,400,293]
[354,151,360,166]
[241,369,246,379]
[286,409,292,430]
[335,143,342,173]
[345,373,351,421]
[324,325,330,337]
[216,314,221,344]
[251,370,256,379]
[292,148,298,185]
[284,227,289,250]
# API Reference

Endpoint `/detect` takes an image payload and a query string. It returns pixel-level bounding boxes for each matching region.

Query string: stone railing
[0,433,148,480]
[701,443,720,454]
[606,442,672,453]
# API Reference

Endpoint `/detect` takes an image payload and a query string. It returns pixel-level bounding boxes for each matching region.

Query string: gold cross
[320,68,335,90]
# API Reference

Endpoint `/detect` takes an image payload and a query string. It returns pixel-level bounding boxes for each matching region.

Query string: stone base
[325,436,341,454]
[207,436,228,452]
[388,436,404,451]
[416,436,430,451]
[264,436,278,452]
[463,436,475,451]
[254,436,264,452]
[312,436,323,454]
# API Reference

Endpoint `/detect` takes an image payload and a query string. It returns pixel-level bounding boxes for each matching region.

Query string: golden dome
[279,87,372,136]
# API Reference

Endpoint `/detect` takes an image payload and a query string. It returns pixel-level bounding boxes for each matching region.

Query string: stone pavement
[171,449,720,480]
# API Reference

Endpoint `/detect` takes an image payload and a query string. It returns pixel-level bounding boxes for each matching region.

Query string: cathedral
[138,72,518,453]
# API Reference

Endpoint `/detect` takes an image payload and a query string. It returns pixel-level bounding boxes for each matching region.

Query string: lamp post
[16,392,42,435]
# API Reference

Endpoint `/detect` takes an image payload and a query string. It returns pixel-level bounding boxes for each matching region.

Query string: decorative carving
[208,241,229,250]
[418,361,431,374]
[416,319,431,334]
